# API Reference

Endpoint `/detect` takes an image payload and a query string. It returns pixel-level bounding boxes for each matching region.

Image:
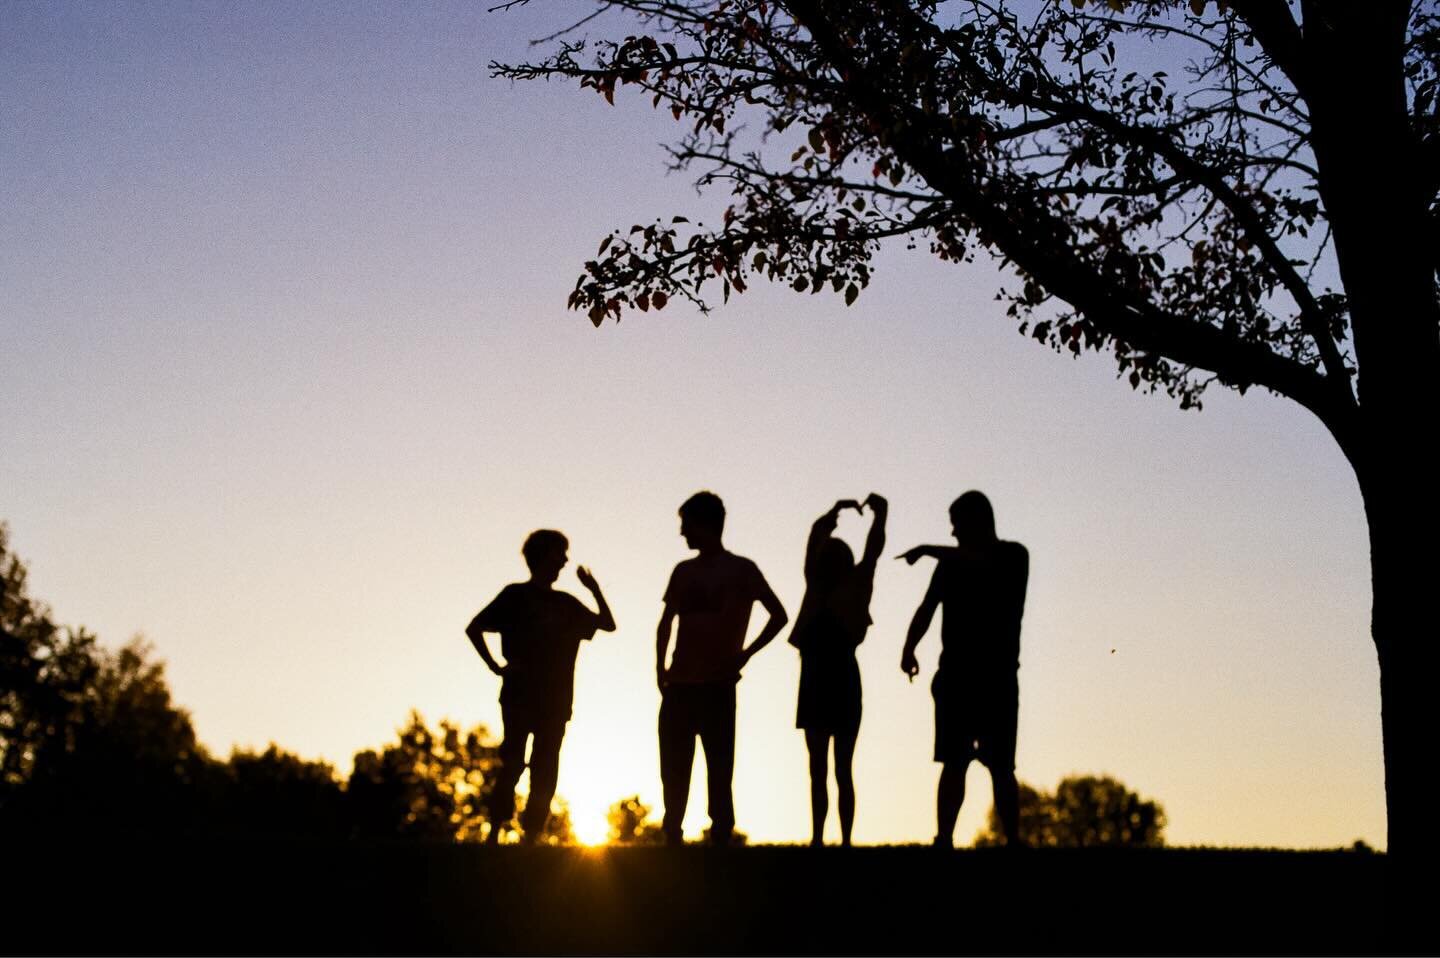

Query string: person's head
[521,529,569,584]
[949,491,997,545]
[678,491,725,551]
[816,537,856,590]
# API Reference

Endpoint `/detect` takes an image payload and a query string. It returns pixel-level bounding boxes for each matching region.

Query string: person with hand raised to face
[465,529,615,845]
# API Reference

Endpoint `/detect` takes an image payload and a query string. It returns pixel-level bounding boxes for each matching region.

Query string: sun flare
[572,806,611,846]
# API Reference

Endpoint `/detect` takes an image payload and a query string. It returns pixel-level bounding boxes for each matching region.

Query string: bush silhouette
[975,775,1165,848]
[607,795,666,845]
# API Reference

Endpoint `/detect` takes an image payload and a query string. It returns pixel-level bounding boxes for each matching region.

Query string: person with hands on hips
[465,530,615,845]
[655,491,788,847]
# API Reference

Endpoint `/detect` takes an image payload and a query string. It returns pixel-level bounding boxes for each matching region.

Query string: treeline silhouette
[0,525,570,843]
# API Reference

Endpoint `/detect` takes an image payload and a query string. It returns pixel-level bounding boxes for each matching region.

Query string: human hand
[490,661,509,678]
[863,493,888,512]
[900,649,920,683]
[576,565,600,593]
[656,665,671,692]
[896,546,927,566]
[832,498,862,516]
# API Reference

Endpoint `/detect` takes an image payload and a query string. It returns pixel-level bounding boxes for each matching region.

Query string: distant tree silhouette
[496,1,1440,857]
[2,523,102,814]
[220,746,348,839]
[607,795,667,845]
[347,712,498,841]
[346,711,574,844]
[69,638,213,830]
[2,530,211,832]
[975,775,1166,848]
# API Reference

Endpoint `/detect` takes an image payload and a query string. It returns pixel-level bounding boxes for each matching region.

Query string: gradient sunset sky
[1,1,1382,847]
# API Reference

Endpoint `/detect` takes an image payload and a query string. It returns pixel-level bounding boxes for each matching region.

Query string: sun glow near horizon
[568,800,613,846]
[551,729,654,847]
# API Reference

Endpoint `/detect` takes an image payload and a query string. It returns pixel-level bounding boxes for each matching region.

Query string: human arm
[656,604,676,691]
[900,570,943,681]
[576,566,616,632]
[861,493,888,568]
[1011,544,1030,623]
[896,544,962,566]
[465,615,507,678]
[738,574,789,670]
[805,499,860,578]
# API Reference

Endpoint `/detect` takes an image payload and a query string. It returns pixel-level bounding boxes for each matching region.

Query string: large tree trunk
[1304,1,1440,865]
[1358,460,1440,864]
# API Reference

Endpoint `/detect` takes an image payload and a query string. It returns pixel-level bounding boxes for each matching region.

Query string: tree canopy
[498,1,1432,429]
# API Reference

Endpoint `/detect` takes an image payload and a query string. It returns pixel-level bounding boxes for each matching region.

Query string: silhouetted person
[466,530,615,844]
[789,494,887,847]
[657,491,788,846]
[899,492,1029,847]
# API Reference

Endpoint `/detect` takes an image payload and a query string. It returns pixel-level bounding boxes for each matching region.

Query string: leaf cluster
[493,0,1437,422]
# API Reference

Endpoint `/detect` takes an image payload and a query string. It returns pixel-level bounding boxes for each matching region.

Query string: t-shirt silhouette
[663,551,769,684]
[933,540,1029,679]
[470,582,598,719]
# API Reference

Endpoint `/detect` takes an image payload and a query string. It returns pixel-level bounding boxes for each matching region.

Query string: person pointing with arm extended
[900,492,1029,849]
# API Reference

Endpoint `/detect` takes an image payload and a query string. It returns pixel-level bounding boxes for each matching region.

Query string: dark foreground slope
[2,841,1419,955]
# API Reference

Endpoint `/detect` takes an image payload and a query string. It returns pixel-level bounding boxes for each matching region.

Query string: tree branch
[788,0,1358,433]
[1228,0,1311,99]
[1040,97,1354,402]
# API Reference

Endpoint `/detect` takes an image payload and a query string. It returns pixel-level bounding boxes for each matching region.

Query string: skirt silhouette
[796,648,862,735]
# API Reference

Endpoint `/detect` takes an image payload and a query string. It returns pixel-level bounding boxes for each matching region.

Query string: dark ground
[2,841,1423,955]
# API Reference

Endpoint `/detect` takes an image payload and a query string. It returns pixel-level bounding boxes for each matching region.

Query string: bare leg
[834,728,857,847]
[936,761,966,847]
[992,766,1022,846]
[804,729,830,846]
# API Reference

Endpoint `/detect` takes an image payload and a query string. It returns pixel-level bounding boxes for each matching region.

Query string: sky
[0,1,1384,848]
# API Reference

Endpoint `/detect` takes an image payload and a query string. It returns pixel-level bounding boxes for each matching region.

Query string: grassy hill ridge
[4,841,1411,954]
